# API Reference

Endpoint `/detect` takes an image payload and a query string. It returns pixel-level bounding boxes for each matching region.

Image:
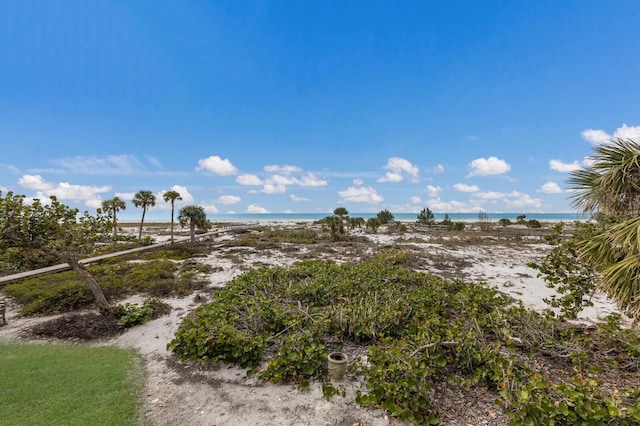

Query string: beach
[0,221,627,425]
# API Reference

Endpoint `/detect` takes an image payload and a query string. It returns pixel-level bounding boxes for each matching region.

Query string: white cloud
[291,194,309,202]
[298,173,327,187]
[264,164,302,174]
[504,192,542,209]
[467,157,511,177]
[18,174,110,200]
[581,124,640,145]
[425,198,477,213]
[353,179,364,185]
[380,157,419,183]
[377,172,403,183]
[236,174,263,185]
[217,195,241,205]
[411,196,422,204]
[202,203,219,213]
[614,124,640,140]
[338,186,383,203]
[18,174,55,191]
[426,185,442,197]
[157,185,194,204]
[453,183,480,193]
[549,159,582,172]
[51,154,146,175]
[115,192,136,201]
[465,135,479,141]
[538,181,564,194]
[261,184,286,194]
[434,164,445,174]
[473,191,503,201]
[246,204,270,213]
[196,156,239,175]
[268,174,298,186]
[86,199,103,209]
[581,129,610,145]
[472,190,542,209]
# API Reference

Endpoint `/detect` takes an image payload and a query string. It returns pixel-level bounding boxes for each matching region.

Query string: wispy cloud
[453,183,480,192]
[218,195,241,204]
[472,190,542,209]
[425,185,442,197]
[48,155,147,175]
[264,164,302,174]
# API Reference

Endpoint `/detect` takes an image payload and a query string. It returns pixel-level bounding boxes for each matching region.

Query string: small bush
[4,255,208,315]
[527,219,542,229]
[498,218,511,227]
[115,297,171,328]
[376,209,394,225]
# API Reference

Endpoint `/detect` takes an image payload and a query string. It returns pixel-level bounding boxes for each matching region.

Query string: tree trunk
[170,204,175,244]
[112,216,118,243]
[69,258,110,309]
[139,208,146,239]
[190,222,196,242]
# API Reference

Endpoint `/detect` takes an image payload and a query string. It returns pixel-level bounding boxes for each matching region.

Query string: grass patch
[0,339,144,425]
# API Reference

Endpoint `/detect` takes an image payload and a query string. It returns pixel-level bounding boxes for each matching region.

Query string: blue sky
[2,1,640,219]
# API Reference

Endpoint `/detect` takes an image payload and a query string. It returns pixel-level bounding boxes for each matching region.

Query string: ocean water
[205,212,590,223]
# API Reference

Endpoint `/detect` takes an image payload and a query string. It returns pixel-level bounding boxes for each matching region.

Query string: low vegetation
[169,249,640,424]
[0,339,144,425]
[3,250,211,315]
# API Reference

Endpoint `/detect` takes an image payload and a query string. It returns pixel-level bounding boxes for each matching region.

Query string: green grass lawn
[0,339,145,426]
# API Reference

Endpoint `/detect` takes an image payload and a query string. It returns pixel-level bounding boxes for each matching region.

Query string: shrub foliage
[168,249,640,424]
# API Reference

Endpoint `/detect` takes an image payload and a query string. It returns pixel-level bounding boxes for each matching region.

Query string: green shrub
[4,255,208,315]
[498,218,511,227]
[115,297,171,328]
[527,219,542,228]
[168,250,640,423]
[376,209,394,224]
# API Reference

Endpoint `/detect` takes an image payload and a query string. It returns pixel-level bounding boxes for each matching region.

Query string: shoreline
[120,215,591,225]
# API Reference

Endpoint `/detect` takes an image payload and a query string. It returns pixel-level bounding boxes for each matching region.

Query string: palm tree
[132,190,156,239]
[568,138,640,320]
[568,138,640,217]
[178,205,208,242]
[101,196,126,242]
[163,190,182,244]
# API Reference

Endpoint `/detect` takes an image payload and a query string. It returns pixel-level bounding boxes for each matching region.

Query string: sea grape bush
[168,249,640,424]
[528,222,598,319]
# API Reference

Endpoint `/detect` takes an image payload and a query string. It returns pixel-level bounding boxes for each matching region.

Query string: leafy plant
[499,218,512,227]
[115,297,170,328]
[417,207,435,225]
[527,219,542,229]
[529,222,598,319]
[376,209,394,224]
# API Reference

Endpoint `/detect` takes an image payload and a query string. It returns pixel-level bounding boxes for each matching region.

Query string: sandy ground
[0,225,628,426]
